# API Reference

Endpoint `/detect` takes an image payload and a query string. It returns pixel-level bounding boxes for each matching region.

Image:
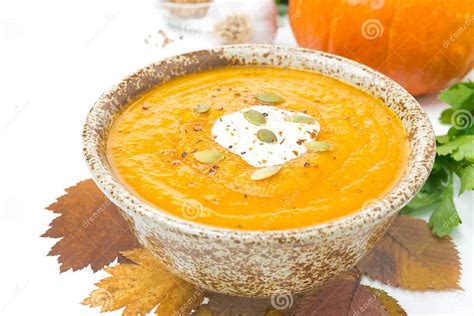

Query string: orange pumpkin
[289,0,474,96]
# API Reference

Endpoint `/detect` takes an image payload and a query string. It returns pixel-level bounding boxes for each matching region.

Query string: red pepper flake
[292,150,299,156]
[142,106,149,110]
[280,138,286,144]
[234,93,241,97]
[296,139,306,145]
[278,131,283,136]
[181,151,188,158]
[304,162,310,168]
[193,126,202,132]
[209,165,219,174]
[306,130,317,140]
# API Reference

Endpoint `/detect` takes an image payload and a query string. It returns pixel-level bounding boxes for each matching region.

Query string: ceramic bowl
[82,45,435,297]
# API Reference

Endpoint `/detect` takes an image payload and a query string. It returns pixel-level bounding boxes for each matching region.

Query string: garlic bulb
[206,0,278,45]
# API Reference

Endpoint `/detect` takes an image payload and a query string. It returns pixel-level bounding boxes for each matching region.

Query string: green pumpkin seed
[255,93,284,104]
[304,141,332,152]
[257,129,277,143]
[193,104,210,114]
[243,109,266,126]
[250,166,281,181]
[284,115,315,124]
[193,150,224,164]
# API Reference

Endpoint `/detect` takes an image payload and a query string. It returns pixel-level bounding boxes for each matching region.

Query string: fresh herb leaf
[447,124,474,139]
[438,82,474,125]
[437,135,474,162]
[402,158,448,214]
[428,175,461,237]
[459,165,474,194]
[436,134,450,144]
[438,82,474,111]
[439,108,454,124]
[404,82,474,236]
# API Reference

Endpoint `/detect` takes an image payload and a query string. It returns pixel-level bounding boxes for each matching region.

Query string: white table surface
[0,1,472,315]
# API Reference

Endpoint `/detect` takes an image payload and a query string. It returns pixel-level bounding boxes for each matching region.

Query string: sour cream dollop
[211,105,320,167]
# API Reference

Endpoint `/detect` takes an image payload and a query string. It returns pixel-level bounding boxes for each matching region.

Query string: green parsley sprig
[402,82,474,237]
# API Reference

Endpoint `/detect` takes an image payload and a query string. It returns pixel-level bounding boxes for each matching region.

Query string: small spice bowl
[155,0,213,29]
[82,45,435,297]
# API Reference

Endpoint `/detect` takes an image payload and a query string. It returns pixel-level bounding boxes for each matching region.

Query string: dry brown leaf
[293,269,388,316]
[194,292,288,316]
[82,248,204,315]
[357,215,461,290]
[42,179,141,272]
[364,286,406,316]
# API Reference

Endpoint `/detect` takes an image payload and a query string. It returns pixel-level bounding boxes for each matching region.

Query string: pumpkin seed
[284,115,315,124]
[243,109,266,126]
[193,104,210,114]
[250,166,281,181]
[255,93,284,104]
[257,129,277,143]
[304,141,332,152]
[194,150,224,164]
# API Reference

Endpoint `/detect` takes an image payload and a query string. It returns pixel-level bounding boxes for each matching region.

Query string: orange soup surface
[107,67,410,230]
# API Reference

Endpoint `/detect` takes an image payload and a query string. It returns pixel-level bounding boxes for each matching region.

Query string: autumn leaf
[42,179,141,272]
[293,269,388,316]
[364,286,406,316]
[192,283,404,316]
[82,248,204,315]
[357,215,461,290]
[192,275,405,316]
[194,292,288,316]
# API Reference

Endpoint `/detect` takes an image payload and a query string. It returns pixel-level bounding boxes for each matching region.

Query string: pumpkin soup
[107,67,409,230]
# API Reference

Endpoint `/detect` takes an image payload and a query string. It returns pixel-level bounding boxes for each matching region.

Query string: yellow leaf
[364,286,407,316]
[82,248,204,315]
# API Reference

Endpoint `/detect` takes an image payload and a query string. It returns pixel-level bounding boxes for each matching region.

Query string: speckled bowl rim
[83,44,435,244]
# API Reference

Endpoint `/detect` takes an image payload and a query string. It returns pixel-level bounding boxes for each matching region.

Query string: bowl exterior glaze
[82,45,435,297]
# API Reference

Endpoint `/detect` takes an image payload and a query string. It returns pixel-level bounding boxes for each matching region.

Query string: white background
[0,0,472,315]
